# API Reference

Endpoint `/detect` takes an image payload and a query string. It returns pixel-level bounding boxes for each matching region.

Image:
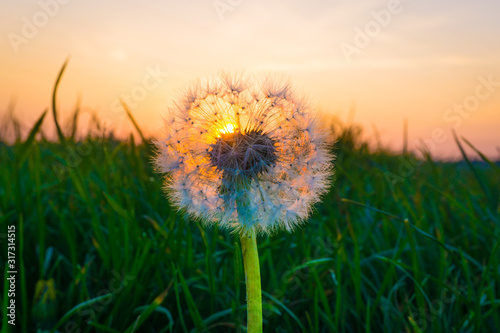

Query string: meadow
[0,75,499,332]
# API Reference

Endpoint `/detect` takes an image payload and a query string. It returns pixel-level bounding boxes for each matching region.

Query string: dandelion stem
[240,230,262,333]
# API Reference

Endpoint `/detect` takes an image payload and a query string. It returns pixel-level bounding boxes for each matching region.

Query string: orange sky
[1,0,499,159]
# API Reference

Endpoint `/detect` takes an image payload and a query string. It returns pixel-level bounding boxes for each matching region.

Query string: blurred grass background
[0,64,499,332]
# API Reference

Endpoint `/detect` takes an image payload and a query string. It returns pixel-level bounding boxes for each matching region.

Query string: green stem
[240,230,263,333]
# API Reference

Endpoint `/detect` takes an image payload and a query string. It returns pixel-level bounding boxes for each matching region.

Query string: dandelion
[155,73,333,233]
[154,73,334,332]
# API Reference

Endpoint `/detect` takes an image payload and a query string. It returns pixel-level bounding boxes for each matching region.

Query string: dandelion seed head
[154,72,334,234]
[209,129,278,181]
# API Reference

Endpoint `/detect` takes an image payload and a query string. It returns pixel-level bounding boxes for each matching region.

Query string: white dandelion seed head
[154,72,334,234]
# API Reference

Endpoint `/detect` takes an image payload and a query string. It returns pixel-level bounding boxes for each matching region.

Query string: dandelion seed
[154,72,334,234]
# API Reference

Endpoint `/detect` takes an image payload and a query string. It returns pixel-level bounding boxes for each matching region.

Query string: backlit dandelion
[154,73,334,234]
[154,73,334,332]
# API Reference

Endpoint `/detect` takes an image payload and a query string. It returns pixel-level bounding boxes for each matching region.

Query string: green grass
[0,71,499,332]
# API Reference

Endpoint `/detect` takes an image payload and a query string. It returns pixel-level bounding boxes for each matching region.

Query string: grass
[0,69,499,332]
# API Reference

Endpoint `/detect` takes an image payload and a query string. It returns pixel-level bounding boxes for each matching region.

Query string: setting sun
[218,123,237,137]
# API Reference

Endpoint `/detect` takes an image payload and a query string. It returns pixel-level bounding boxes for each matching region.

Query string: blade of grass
[452,130,494,209]
[52,58,69,144]
[375,256,432,306]
[126,281,173,333]
[461,137,500,171]
[403,219,425,312]
[341,198,404,222]
[334,235,343,330]
[346,215,363,319]
[262,291,306,332]
[203,307,244,327]
[16,110,46,167]
[70,97,81,140]
[120,100,146,143]
[177,267,205,332]
[50,293,113,332]
[103,191,131,220]
[172,265,188,333]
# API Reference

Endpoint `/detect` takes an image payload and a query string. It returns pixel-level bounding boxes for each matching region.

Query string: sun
[217,123,237,137]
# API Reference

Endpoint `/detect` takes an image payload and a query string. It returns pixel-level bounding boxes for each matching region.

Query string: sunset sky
[1,0,499,159]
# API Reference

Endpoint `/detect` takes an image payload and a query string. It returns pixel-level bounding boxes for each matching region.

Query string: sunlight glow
[217,123,237,137]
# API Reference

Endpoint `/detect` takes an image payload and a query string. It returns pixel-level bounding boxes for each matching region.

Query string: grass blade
[452,130,494,209]
[262,291,307,332]
[52,58,70,144]
[461,137,500,171]
[126,281,173,333]
[177,268,205,332]
[16,110,46,166]
[50,294,113,332]
[120,99,146,143]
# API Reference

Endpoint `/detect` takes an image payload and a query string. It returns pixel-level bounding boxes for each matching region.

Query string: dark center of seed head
[208,130,277,180]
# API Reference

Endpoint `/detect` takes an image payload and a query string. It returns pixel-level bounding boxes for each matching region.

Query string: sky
[1,0,499,159]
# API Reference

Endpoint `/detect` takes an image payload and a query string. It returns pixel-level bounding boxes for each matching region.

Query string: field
[0,102,499,332]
